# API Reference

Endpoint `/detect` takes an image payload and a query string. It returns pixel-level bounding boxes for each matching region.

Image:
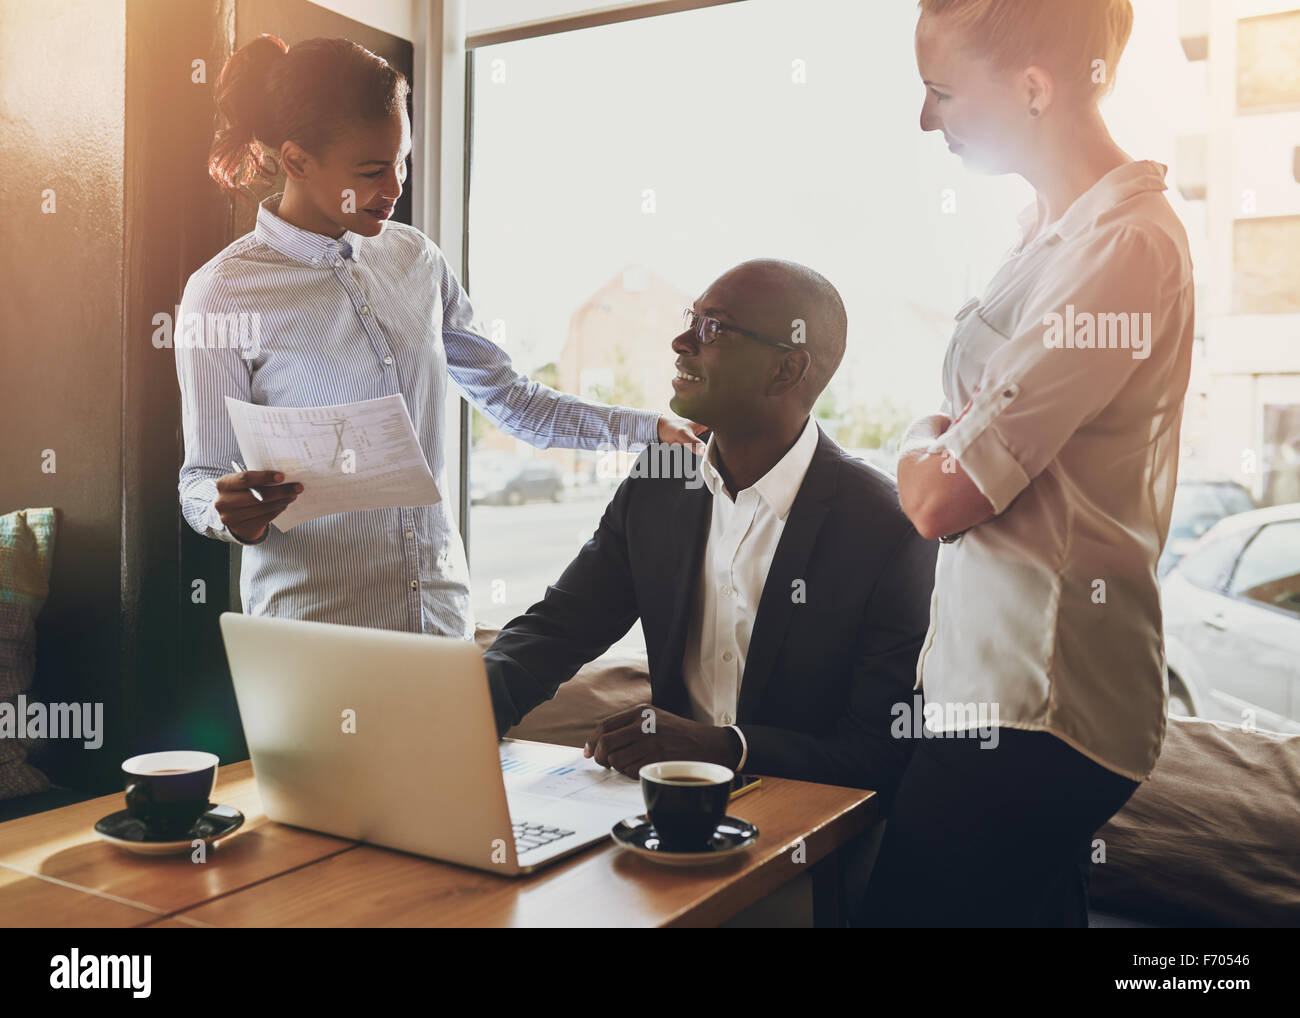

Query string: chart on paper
[225,393,440,531]
[500,743,644,811]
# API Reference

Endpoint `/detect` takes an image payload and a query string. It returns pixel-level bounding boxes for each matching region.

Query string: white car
[1160,503,1300,734]
[1157,479,1255,577]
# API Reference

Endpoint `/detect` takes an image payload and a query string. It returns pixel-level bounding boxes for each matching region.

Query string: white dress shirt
[682,415,821,769]
[917,161,1196,781]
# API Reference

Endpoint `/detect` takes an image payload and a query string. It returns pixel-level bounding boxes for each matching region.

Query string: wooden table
[0,760,878,927]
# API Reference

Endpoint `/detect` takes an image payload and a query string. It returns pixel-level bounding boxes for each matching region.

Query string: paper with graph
[224,393,440,531]
[500,741,644,812]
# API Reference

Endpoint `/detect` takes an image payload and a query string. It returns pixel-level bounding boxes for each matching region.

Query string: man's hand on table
[583,703,740,777]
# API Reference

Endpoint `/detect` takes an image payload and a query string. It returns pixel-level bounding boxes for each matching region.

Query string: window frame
[439,0,746,570]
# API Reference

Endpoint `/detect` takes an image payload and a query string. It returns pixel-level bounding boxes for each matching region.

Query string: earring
[1029,107,1040,117]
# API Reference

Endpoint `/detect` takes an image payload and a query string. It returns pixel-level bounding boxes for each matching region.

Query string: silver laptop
[218,612,644,875]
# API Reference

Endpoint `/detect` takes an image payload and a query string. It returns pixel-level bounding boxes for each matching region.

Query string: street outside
[468,483,648,656]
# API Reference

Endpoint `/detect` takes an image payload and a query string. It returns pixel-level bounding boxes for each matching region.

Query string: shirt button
[334,258,342,267]
[722,651,734,663]
[311,257,321,265]
[409,580,418,590]
[383,356,393,365]
[405,531,414,540]
[722,713,733,725]
[720,586,732,597]
[360,305,370,314]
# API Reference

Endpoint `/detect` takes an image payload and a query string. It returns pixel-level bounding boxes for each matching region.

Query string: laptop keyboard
[513,820,576,856]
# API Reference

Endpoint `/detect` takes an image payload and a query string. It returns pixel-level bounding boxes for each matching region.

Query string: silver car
[1157,479,1256,578]
[1161,503,1300,734]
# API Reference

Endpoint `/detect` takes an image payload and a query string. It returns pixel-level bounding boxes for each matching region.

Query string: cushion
[0,508,58,799]
[1089,715,1300,927]
[473,625,651,748]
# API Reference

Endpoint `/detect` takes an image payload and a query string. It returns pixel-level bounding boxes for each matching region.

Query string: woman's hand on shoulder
[657,415,707,454]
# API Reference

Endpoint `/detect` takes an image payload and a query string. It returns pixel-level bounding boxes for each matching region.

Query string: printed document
[224,393,440,531]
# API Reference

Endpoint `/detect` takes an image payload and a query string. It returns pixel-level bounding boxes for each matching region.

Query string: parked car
[1158,479,1256,577]
[1160,503,1300,733]
[470,455,564,506]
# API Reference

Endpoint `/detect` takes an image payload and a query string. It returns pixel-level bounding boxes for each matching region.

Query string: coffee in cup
[121,750,219,837]
[639,760,733,852]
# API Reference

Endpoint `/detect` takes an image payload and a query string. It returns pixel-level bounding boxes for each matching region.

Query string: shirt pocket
[946,306,1011,408]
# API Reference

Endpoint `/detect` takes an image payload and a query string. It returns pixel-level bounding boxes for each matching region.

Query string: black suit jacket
[484,425,937,795]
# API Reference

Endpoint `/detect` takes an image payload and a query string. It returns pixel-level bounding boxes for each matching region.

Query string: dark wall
[123,0,241,780]
[1,0,414,794]
[1,0,129,789]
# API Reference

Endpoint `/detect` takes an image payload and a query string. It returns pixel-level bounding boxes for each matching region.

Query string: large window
[460,0,1030,648]
[456,0,1298,658]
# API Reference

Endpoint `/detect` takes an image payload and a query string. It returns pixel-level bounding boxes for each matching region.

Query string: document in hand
[224,393,441,531]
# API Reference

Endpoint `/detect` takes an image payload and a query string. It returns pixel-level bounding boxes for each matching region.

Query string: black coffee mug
[122,751,219,837]
[639,760,733,852]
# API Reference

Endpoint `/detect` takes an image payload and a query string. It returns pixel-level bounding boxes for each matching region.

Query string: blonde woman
[862,0,1195,926]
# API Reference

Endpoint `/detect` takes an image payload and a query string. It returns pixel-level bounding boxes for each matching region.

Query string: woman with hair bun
[176,35,701,636]
[862,0,1196,925]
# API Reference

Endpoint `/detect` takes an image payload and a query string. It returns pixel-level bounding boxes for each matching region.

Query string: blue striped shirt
[175,193,658,637]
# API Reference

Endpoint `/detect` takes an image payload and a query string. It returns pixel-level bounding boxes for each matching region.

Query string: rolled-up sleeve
[931,225,1173,515]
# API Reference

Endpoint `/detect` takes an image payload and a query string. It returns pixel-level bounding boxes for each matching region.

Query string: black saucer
[94,804,245,855]
[611,814,758,866]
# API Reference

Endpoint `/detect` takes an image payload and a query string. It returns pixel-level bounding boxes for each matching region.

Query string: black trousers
[853,726,1141,927]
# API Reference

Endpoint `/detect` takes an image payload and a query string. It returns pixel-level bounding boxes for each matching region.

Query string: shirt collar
[1017,160,1169,250]
[698,415,820,520]
[254,192,363,267]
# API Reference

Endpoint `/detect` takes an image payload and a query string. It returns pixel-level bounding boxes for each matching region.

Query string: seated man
[484,259,936,796]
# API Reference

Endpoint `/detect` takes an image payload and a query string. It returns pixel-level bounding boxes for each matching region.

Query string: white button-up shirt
[682,415,821,769]
[916,161,1196,781]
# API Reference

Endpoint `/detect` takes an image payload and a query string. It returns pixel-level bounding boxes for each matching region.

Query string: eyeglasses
[681,309,800,352]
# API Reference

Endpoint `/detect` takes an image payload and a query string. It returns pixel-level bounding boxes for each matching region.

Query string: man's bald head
[670,259,846,436]
[712,258,847,409]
